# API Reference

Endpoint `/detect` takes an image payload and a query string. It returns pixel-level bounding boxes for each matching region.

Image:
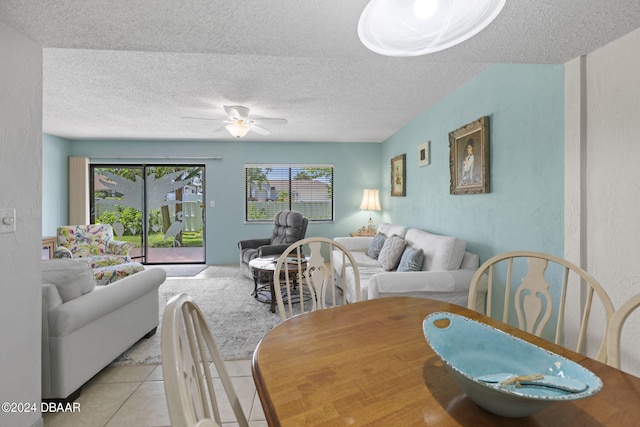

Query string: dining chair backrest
[467,251,615,362]
[274,237,361,321]
[606,293,640,369]
[161,293,249,427]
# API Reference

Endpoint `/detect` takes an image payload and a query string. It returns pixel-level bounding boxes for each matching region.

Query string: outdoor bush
[97,206,142,236]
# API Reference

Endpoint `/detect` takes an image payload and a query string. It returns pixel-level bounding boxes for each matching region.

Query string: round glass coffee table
[249,256,306,313]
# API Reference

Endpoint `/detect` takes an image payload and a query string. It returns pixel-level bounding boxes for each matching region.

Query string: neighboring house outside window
[244,164,334,222]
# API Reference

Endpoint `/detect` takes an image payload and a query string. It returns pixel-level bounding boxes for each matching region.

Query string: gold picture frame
[391,154,406,197]
[449,116,490,195]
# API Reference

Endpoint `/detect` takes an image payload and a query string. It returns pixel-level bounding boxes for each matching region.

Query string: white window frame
[244,164,334,223]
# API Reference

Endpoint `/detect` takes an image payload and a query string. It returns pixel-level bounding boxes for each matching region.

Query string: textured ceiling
[2,0,640,142]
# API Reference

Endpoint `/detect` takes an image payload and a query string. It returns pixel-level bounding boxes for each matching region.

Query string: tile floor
[43,359,266,427]
[44,266,266,427]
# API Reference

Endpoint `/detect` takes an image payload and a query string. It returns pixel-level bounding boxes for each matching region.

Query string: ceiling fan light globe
[226,121,250,138]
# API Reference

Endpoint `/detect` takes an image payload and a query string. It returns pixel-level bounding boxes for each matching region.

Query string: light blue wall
[42,133,70,236]
[43,64,565,266]
[381,64,565,263]
[51,139,382,264]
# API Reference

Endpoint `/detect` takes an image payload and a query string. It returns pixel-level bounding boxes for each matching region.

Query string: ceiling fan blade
[182,117,231,126]
[249,124,271,135]
[250,117,288,126]
[182,116,219,121]
[224,105,250,120]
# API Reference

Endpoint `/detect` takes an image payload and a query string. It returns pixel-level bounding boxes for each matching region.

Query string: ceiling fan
[183,105,288,139]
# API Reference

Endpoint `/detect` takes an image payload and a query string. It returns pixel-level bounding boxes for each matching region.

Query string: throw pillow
[41,258,97,302]
[378,236,407,271]
[397,247,425,272]
[367,233,387,259]
[404,229,466,271]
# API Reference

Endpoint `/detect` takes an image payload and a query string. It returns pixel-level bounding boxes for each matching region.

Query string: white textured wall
[0,23,43,427]
[566,27,640,377]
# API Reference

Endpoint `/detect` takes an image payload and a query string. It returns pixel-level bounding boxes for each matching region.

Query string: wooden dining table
[252,296,640,426]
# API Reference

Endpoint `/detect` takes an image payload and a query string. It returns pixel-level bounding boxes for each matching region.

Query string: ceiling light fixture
[225,120,251,139]
[358,0,506,57]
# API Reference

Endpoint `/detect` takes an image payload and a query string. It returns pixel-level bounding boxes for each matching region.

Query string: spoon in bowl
[476,373,588,393]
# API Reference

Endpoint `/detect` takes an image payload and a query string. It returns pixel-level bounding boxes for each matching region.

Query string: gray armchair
[238,210,308,279]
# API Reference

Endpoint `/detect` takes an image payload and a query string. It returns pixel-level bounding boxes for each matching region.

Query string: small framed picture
[391,154,406,197]
[449,116,490,195]
[418,141,430,167]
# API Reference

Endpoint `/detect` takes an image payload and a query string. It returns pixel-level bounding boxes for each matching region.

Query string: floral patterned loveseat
[54,224,144,285]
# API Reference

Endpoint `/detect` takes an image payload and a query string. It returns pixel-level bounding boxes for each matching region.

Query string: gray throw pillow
[367,233,386,259]
[397,247,425,272]
[378,236,406,271]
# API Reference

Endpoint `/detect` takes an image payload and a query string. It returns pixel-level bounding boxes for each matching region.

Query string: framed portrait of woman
[449,116,490,195]
[391,154,406,197]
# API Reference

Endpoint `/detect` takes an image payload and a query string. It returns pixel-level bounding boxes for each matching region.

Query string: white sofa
[333,223,486,309]
[41,259,166,400]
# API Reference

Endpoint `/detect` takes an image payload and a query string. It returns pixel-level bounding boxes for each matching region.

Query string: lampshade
[360,189,381,211]
[226,121,251,138]
[358,0,506,57]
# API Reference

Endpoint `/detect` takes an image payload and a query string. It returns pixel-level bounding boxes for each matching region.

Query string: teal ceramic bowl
[423,312,602,418]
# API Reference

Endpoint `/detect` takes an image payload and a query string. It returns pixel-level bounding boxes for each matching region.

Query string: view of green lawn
[118,231,203,248]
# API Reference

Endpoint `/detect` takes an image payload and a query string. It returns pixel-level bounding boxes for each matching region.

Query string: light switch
[210,200,215,208]
[0,208,16,234]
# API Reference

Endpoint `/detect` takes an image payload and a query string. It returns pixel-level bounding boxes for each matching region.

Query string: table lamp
[359,189,381,234]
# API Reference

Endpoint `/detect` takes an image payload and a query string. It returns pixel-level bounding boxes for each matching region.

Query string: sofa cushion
[332,250,381,280]
[404,228,466,271]
[377,223,408,238]
[41,258,96,302]
[397,247,424,272]
[93,262,145,286]
[87,254,131,268]
[346,250,382,268]
[345,265,383,302]
[366,233,386,259]
[378,236,406,271]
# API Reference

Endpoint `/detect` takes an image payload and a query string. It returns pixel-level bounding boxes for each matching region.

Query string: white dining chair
[607,293,640,369]
[161,293,249,427]
[467,251,615,362]
[274,236,361,321]
[195,419,219,427]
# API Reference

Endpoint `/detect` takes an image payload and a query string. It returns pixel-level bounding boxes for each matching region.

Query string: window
[245,165,334,222]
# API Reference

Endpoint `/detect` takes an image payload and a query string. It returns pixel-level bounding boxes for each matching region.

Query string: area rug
[160,264,208,277]
[111,275,281,365]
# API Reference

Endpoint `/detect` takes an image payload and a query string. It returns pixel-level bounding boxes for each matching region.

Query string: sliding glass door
[90,164,205,264]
